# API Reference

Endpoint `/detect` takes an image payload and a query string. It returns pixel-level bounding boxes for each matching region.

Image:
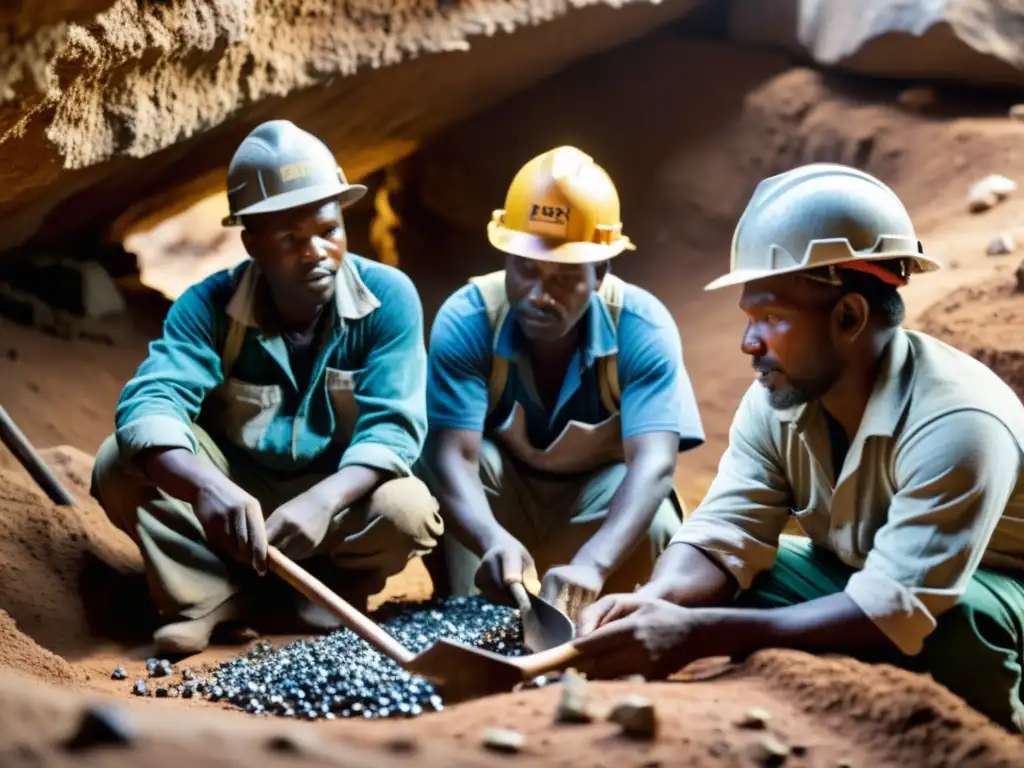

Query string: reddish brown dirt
[2,43,1024,766]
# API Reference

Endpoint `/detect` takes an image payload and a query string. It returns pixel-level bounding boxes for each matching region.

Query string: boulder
[729,0,1024,86]
[0,0,698,256]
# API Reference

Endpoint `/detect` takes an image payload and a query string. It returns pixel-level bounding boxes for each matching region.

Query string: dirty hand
[193,475,268,574]
[475,532,537,605]
[264,488,335,561]
[573,598,712,681]
[578,591,658,636]
[540,564,605,624]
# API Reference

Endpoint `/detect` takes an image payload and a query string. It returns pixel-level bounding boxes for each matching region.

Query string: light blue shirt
[114,253,427,476]
[427,278,705,452]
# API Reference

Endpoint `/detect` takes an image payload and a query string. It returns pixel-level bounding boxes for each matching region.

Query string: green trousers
[418,439,682,598]
[739,535,1024,733]
[91,424,443,621]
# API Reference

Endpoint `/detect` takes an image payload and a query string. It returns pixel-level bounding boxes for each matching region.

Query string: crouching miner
[576,163,1024,733]
[91,120,442,654]
[419,146,705,620]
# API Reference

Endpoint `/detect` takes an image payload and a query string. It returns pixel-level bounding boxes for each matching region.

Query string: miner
[91,120,442,654]
[575,163,1024,733]
[418,146,706,620]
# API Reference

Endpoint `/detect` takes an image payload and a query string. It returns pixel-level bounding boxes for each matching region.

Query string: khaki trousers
[91,424,442,620]
[418,439,682,597]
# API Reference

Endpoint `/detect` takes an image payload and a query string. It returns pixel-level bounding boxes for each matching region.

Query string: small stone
[155,687,168,698]
[110,666,127,681]
[608,694,657,740]
[735,707,772,729]
[1009,104,1024,122]
[131,680,147,697]
[482,727,524,754]
[897,87,935,111]
[986,233,1016,256]
[151,659,173,678]
[63,706,136,751]
[181,668,195,681]
[752,735,790,766]
[556,668,593,724]
[968,174,1018,213]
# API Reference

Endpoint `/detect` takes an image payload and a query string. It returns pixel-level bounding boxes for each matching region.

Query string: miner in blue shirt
[419,146,705,621]
[90,120,441,655]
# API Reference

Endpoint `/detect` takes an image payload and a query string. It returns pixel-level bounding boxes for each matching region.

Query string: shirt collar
[493,292,619,365]
[226,255,381,329]
[776,328,914,438]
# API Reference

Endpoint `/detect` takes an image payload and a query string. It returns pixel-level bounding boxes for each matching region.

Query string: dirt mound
[917,275,1024,400]
[0,611,76,685]
[0,448,148,659]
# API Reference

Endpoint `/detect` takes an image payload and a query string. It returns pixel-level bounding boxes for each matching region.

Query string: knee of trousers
[90,433,140,530]
[366,476,444,552]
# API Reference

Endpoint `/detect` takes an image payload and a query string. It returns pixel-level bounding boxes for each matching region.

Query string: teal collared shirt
[427,280,705,452]
[114,253,427,477]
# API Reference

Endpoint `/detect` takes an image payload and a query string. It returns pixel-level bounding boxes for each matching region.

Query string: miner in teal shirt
[91,120,441,655]
[419,146,705,621]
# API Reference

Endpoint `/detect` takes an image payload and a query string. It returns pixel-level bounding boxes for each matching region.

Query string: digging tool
[0,404,76,506]
[268,546,583,703]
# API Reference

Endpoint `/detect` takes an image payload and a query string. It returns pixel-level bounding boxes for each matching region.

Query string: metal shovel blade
[519,590,576,652]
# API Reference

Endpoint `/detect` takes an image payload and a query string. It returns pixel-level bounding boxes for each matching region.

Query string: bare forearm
[139,447,224,504]
[571,456,675,578]
[638,542,738,607]
[433,452,506,555]
[308,465,386,514]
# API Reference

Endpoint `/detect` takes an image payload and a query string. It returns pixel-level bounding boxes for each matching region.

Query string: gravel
[189,596,526,721]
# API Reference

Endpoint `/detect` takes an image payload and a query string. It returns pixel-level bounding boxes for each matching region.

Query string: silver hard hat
[222,120,367,227]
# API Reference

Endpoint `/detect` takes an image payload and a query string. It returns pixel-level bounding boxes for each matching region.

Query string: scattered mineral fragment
[968,174,1018,213]
[131,680,147,697]
[735,707,772,729]
[151,659,173,678]
[110,666,127,681]
[556,668,593,724]
[608,694,657,740]
[482,727,524,753]
[752,735,790,766]
[986,234,1016,256]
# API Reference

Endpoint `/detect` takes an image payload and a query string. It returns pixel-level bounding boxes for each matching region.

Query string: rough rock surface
[729,0,1024,85]
[0,0,695,256]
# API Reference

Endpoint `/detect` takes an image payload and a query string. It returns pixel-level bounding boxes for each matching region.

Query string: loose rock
[151,659,174,678]
[131,680,147,697]
[608,694,657,740]
[63,706,136,751]
[968,174,1018,213]
[897,87,935,111]
[482,727,524,754]
[752,735,790,766]
[556,668,593,724]
[986,233,1016,256]
[735,707,772,729]
[110,666,126,681]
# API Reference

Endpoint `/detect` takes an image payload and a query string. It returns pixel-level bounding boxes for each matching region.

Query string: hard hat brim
[222,182,368,227]
[487,221,634,264]
[703,252,943,292]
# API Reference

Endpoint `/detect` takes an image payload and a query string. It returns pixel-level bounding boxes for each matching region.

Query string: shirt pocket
[325,367,360,444]
[209,378,283,452]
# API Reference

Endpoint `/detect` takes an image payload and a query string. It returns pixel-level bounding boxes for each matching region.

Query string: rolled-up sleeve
[845,409,1020,656]
[339,269,427,478]
[114,282,224,460]
[671,385,793,587]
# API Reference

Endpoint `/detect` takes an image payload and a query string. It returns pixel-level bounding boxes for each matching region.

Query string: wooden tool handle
[267,546,415,665]
[517,641,581,679]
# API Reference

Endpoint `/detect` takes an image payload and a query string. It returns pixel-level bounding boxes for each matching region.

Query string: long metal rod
[0,404,77,506]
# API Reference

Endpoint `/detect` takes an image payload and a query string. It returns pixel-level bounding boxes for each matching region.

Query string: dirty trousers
[91,424,443,621]
[738,534,1024,733]
[419,439,682,597]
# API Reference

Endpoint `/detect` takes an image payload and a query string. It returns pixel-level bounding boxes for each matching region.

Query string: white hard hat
[705,163,941,291]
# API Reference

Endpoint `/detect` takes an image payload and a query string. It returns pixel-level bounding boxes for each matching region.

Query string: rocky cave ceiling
[0,0,1022,259]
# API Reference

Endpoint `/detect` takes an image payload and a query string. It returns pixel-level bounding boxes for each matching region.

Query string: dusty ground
[2,43,1024,766]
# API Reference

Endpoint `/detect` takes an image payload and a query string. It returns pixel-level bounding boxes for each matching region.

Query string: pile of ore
[178,596,524,720]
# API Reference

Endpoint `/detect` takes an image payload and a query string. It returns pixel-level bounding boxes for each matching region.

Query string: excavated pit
[2,22,1024,768]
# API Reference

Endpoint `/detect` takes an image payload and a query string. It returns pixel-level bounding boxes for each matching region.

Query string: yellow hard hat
[487,146,635,264]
